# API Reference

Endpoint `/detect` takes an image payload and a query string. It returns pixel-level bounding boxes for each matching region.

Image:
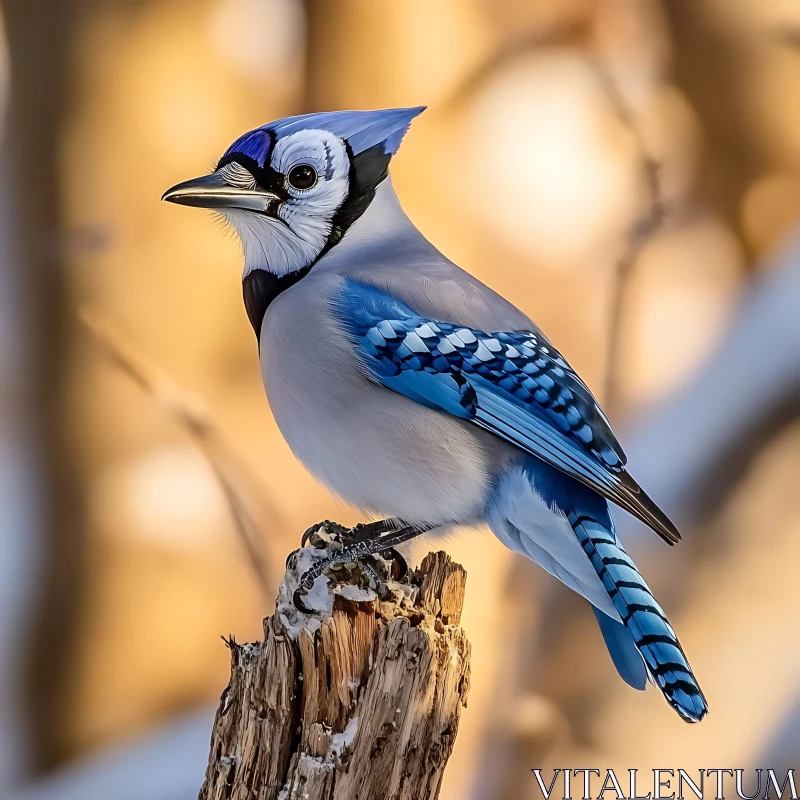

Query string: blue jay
[163,106,707,722]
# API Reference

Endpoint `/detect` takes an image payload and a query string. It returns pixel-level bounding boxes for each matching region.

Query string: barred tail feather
[567,509,708,723]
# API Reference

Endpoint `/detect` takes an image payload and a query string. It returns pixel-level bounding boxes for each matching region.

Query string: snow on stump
[198,525,472,800]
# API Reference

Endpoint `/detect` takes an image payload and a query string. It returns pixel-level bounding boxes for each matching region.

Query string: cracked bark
[198,545,471,800]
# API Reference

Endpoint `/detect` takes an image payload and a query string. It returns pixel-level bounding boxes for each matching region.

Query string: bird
[163,106,707,723]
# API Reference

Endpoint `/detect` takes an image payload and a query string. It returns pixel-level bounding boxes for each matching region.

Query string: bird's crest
[224,106,426,167]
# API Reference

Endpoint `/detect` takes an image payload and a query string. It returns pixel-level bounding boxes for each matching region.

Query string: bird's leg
[346,519,409,581]
[296,517,409,579]
[293,523,427,613]
[347,517,402,543]
[299,517,400,549]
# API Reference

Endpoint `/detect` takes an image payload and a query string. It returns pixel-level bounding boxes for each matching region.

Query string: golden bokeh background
[2,1,800,798]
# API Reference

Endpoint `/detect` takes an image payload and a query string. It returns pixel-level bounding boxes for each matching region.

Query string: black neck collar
[242,266,312,341]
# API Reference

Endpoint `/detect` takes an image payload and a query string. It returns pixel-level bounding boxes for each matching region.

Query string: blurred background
[1,0,800,798]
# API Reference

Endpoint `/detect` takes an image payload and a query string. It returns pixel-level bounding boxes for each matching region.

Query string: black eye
[287,164,317,191]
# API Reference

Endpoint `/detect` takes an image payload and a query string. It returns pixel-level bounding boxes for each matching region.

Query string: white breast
[259,274,512,527]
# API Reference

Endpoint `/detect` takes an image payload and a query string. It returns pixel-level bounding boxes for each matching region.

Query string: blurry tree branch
[592,59,666,417]
[0,5,39,794]
[2,0,79,773]
[618,231,800,533]
[432,16,666,419]
[79,307,281,599]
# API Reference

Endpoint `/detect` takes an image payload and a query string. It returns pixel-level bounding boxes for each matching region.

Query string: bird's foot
[292,520,421,613]
[294,518,408,577]
[298,519,349,551]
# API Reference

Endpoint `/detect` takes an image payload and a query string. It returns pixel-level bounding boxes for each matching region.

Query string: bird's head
[162,106,425,277]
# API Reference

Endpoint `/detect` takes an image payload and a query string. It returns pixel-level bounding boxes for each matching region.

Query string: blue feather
[528,463,707,721]
[593,607,648,690]
[337,280,624,464]
[574,513,708,722]
[335,279,682,546]
[224,107,426,167]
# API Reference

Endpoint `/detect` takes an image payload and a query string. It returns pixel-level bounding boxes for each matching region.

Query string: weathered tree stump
[198,527,472,800]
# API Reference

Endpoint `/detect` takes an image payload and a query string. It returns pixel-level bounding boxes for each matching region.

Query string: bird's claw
[291,519,419,614]
[383,548,408,582]
[292,562,327,614]
[292,587,313,614]
[300,519,348,549]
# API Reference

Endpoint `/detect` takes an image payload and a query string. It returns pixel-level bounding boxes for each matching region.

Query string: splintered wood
[198,549,471,800]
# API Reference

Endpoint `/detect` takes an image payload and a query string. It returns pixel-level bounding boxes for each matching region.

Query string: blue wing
[336,280,680,545]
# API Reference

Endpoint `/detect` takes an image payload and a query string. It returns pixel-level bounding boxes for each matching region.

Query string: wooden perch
[198,527,472,800]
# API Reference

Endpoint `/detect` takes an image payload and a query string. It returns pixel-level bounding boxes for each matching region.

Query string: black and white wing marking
[338,280,681,545]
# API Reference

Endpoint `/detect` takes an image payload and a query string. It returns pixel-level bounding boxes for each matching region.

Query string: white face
[220,129,351,277]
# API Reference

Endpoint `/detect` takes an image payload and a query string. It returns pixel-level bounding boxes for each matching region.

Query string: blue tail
[592,606,647,691]
[567,504,708,723]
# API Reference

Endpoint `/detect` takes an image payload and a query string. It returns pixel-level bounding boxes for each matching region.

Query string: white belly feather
[260,280,512,526]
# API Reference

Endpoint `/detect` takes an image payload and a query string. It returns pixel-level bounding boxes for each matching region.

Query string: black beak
[162,172,281,214]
